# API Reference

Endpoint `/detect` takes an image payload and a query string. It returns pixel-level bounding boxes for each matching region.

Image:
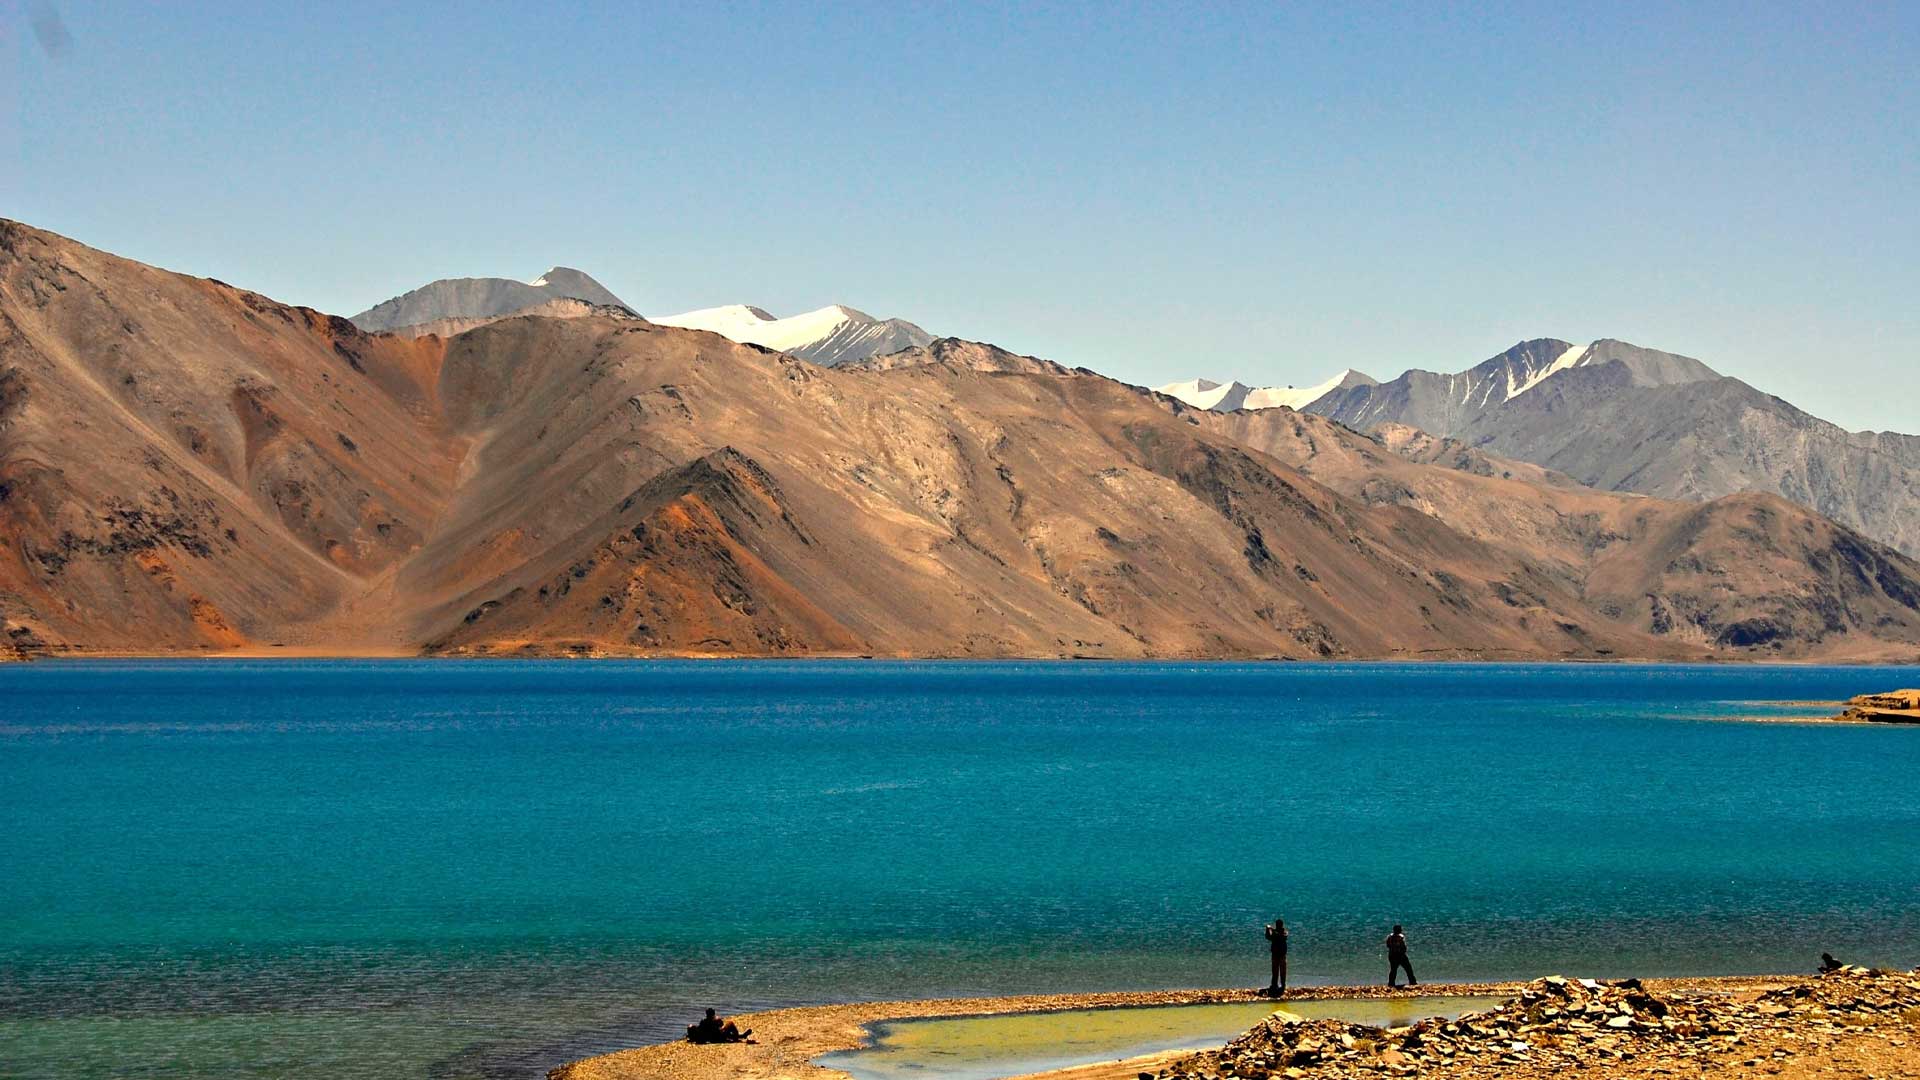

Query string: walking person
[1265,917,1289,996]
[1385,925,1416,988]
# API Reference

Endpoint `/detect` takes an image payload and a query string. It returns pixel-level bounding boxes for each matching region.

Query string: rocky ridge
[1833,689,1920,724]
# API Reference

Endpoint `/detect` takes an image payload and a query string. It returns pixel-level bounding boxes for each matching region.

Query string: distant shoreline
[9,649,1920,666]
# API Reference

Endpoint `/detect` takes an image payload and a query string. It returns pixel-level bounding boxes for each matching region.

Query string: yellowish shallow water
[817,996,1506,1080]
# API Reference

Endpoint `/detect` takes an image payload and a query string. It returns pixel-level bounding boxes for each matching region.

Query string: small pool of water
[817,996,1506,1080]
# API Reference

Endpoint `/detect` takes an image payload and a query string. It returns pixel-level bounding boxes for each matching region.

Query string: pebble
[1151,968,1920,1080]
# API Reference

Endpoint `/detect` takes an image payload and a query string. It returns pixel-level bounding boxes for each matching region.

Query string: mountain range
[348,271,933,368]
[5,218,1920,661]
[1167,339,1920,557]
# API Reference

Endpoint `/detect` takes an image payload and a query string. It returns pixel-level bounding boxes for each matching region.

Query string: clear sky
[5,2,1916,431]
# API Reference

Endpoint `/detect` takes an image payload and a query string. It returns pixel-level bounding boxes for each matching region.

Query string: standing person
[1385,925,1416,988]
[1265,917,1289,996]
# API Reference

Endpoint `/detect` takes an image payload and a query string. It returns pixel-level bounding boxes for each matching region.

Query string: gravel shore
[1157,969,1920,1080]
[547,971,1920,1080]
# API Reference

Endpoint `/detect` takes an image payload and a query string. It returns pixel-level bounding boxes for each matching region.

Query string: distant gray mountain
[1309,339,1920,557]
[1308,338,1717,434]
[351,267,629,334]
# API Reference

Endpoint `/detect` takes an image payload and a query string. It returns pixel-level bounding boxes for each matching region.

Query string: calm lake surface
[3,660,1918,1079]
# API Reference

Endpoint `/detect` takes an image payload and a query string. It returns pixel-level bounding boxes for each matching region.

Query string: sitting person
[687,1008,751,1044]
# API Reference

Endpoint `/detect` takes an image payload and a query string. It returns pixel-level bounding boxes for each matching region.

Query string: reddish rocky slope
[4,219,1918,661]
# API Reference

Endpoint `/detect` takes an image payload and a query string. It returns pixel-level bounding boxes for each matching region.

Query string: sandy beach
[546,983,1524,1080]
[547,971,1920,1080]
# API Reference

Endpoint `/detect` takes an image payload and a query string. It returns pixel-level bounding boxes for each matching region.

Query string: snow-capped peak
[653,304,854,351]
[525,266,591,288]
[1156,378,1251,411]
[1244,369,1373,410]
[1158,369,1375,413]
[1159,377,1224,396]
[649,302,934,366]
[1505,342,1591,400]
[763,305,867,349]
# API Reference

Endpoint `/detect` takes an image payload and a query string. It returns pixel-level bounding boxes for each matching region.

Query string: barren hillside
[4,219,1918,661]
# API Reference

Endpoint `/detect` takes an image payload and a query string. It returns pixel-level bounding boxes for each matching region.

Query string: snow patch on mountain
[652,303,933,367]
[1157,369,1377,413]
[652,304,780,340]
[1165,340,1679,417]
[1246,369,1377,410]
[1506,342,1592,400]
[1155,377,1251,411]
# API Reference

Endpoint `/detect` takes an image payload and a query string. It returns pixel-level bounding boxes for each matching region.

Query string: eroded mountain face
[1426,366,1920,559]
[1197,407,1920,658]
[1166,338,1920,559]
[5,218,1920,661]
[1267,339,1920,560]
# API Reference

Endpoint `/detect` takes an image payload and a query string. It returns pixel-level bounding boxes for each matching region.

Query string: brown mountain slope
[0,219,463,655]
[1197,407,1920,659]
[1370,423,1582,489]
[403,313,1635,658]
[4,218,1919,661]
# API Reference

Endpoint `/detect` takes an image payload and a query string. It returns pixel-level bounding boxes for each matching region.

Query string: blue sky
[5,2,1917,430]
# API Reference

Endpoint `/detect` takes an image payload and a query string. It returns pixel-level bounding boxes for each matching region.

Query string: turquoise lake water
[3,660,1918,1078]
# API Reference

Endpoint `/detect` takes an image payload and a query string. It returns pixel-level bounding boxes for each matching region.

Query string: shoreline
[545,975,1838,1080]
[10,650,1920,666]
[1722,690,1920,726]
[1159,968,1920,1079]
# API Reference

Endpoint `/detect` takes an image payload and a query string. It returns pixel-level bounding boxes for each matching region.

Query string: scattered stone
[1152,969,1920,1080]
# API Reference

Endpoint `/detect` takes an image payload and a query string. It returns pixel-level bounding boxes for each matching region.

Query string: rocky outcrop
[1832,689,1920,724]
[1157,970,1920,1080]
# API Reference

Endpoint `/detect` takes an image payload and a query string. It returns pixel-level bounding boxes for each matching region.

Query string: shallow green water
[817,996,1506,1080]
